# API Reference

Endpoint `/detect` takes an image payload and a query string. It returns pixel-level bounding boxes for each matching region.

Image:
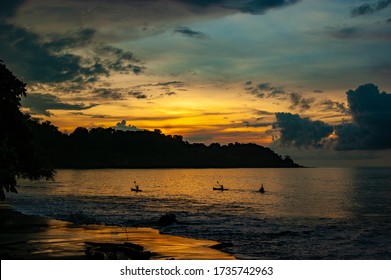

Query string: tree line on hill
[29,120,301,169]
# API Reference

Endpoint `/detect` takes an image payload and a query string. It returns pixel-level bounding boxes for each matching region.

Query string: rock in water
[158,214,176,227]
[84,241,151,260]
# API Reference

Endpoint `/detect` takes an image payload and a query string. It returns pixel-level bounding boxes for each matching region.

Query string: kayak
[131,188,142,192]
[213,187,228,191]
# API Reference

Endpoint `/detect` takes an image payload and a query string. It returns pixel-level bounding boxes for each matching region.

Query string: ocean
[8,168,391,259]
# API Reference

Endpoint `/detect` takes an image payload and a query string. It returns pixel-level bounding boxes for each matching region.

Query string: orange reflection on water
[2,217,235,260]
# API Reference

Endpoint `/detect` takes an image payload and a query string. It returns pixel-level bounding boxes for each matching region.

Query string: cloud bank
[335,83,391,150]
[244,81,317,112]
[22,93,97,116]
[274,112,333,148]
[0,23,142,84]
[0,0,25,18]
[273,83,391,151]
[351,0,391,17]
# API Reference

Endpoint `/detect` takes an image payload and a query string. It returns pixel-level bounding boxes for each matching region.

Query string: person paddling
[217,181,224,190]
[133,181,140,191]
[259,184,265,193]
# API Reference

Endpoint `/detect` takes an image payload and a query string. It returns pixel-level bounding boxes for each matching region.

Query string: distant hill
[30,121,302,169]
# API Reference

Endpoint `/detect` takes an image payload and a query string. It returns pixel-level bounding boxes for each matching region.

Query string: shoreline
[0,204,235,260]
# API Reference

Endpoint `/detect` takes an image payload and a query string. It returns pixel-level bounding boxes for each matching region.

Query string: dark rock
[158,214,177,227]
[84,241,151,260]
[123,242,144,252]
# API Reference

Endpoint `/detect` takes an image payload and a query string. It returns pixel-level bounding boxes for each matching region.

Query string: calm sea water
[9,168,391,259]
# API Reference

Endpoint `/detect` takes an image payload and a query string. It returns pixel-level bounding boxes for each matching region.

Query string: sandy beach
[0,204,235,260]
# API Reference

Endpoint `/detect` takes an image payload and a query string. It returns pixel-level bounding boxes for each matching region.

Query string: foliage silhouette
[30,121,301,169]
[0,60,54,200]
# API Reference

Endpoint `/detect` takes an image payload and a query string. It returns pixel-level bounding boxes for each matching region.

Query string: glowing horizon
[2,0,391,166]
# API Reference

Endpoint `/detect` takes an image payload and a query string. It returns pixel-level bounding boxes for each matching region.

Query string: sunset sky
[1,0,391,166]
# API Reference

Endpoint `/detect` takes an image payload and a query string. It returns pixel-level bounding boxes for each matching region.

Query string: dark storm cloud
[334,123,364,150]
[256,83,273,91]
[351,0,391,17]
[96,46,143,74]
[231,0,301,15]
[273,84,391,150]
[256,82,285,96]
[245,81,314,111]
[0,0,25,18]
[1,0,303,50]
[174,26,207,38]
[0,23,87,83]
[0,23,142,84]
[288,92,315,111]
[131,80,186,99]
[318,99,349,115]
[274,112,334,148]
[163,0,302,15]
[335,83,391,150]
[44,29,96,51]
[244,81,285,97]
[104,0,302,15]
[175,0,226,7]
[348,84,391,124]
[22,93,97,116]
[33,0,302,24]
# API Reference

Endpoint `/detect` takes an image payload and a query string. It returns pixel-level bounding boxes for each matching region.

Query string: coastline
[0,204,235,260]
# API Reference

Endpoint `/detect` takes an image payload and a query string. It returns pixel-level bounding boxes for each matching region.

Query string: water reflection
[14,168,391,259]
[18,168,372,219]
[266,168,355,219]
[348,168,391,218]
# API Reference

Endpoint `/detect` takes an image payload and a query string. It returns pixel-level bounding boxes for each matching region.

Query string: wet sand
[0,204,235,260]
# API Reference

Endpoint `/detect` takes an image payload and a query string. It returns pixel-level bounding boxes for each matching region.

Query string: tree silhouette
[26,121,302,169]
[0,60,54,200]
